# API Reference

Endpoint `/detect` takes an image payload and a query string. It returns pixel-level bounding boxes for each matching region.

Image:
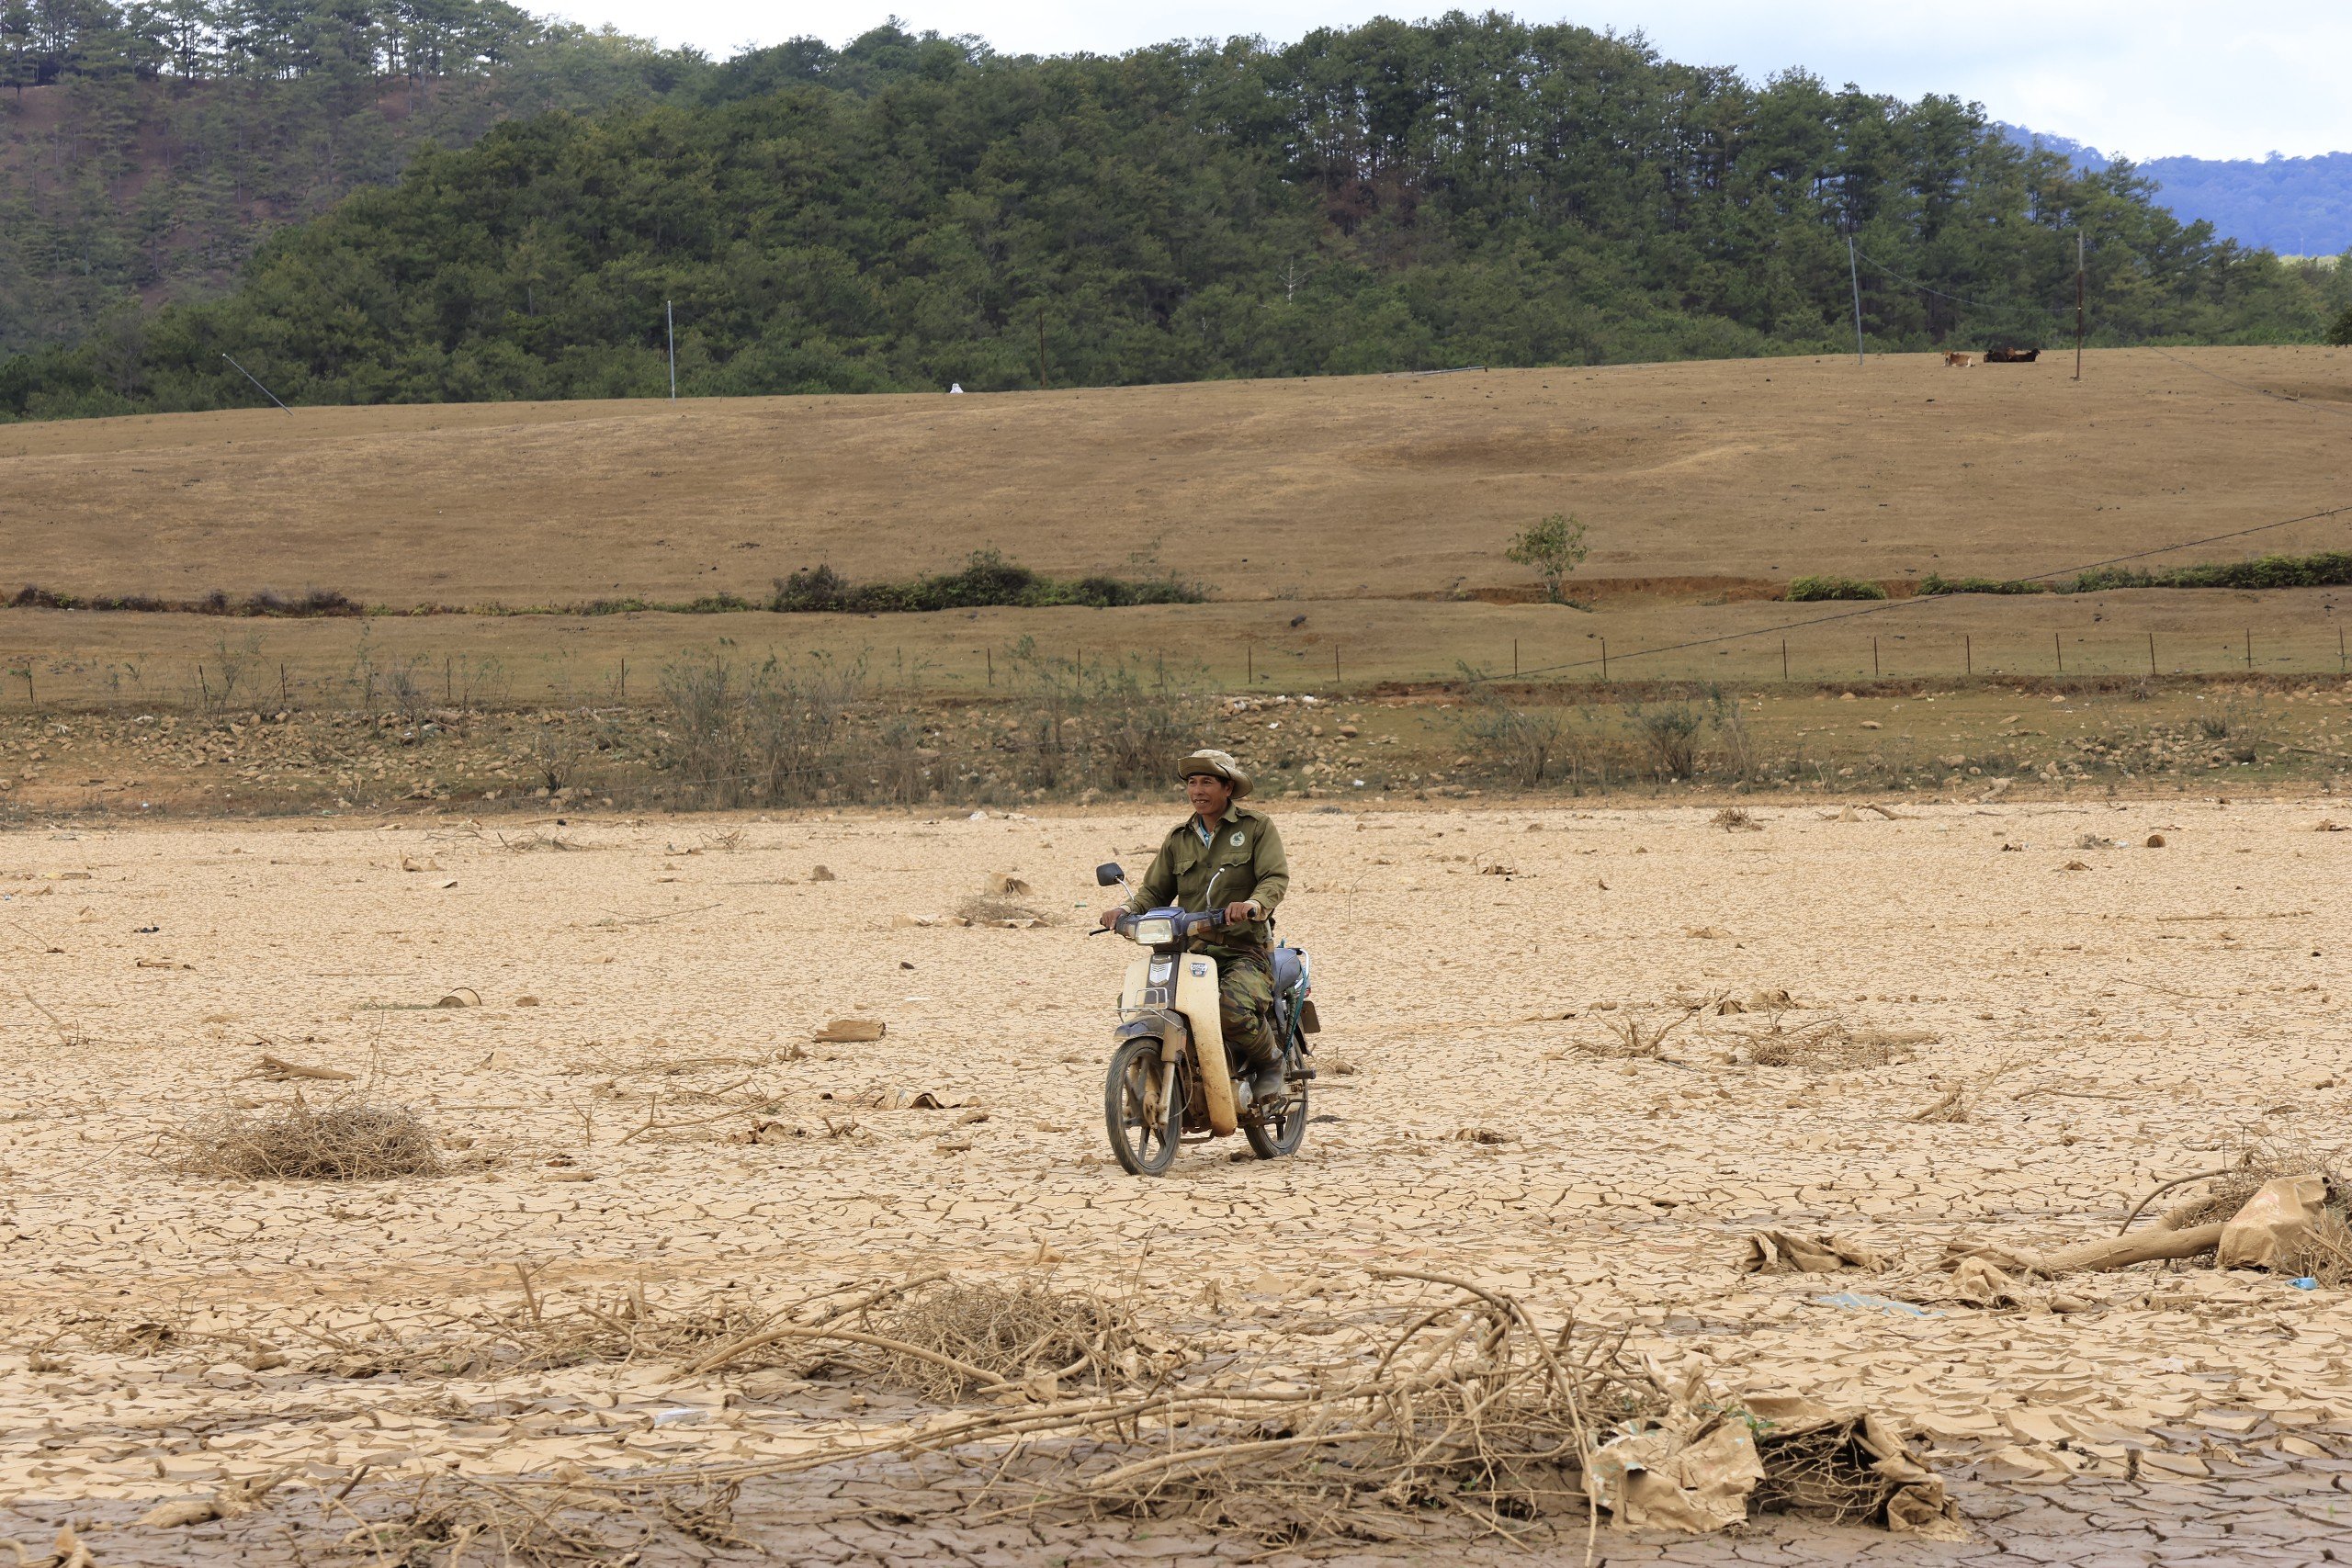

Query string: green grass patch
[1784,575,1887,602]
[1921,551,2352,597]
[770,549,1204,614]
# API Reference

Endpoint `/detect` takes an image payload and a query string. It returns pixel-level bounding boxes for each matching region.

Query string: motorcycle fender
[1119,954,1153,1012]
[1298,998,1322,1034]
[1113,1010,1184,1044]
[1174,953,1237,1135]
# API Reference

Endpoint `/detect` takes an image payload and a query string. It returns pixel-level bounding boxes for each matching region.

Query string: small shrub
[1453,679,1575,785]
[1628,701,1703,780]
[770,550,1201,615]
[1708,689,1759,782]
[1504,513,1590,604]
[1784,576,1886,602]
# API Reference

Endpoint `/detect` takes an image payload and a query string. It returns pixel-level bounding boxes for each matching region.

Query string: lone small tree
[2328,304,2352,348]
[1506,513,1590,604]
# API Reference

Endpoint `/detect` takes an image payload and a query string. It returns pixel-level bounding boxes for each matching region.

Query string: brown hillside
[2,346,2347,608]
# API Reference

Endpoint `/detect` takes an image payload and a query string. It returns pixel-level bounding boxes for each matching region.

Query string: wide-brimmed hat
[1178,749,1251,799]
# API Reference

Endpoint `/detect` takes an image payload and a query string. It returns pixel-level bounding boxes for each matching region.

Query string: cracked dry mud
[5,796,2352,1564]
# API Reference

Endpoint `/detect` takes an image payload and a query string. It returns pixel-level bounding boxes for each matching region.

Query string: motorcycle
[1090,861,1320,1176]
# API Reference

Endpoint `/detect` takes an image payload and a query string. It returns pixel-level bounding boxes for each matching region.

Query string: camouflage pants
[1208,946,1277,1066]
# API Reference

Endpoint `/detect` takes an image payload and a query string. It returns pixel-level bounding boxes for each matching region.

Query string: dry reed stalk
[1577,1003,1705,1061]
[1907,1086,1967,1123]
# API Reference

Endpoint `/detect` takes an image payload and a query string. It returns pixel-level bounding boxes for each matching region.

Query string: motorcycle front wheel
[1242,1075,1308,1159]
[1104,1037,1183,1177]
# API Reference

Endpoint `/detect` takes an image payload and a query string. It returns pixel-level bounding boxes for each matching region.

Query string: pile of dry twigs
[173,1095,442,1180]
[587,1269,1674,1546]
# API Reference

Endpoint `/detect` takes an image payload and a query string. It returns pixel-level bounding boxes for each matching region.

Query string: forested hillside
[0,0,705,355]
[1998,127,2352,257]
[5,12,2347,419]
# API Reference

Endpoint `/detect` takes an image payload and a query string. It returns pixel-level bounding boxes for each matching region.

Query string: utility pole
[666,301,677,401]
[2073,234,2086,382]
[1846,234,1865,366]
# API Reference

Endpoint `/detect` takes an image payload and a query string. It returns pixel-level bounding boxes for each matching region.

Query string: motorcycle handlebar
[1111,907,1235,937]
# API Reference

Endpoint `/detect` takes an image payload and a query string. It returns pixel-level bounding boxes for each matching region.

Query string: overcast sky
[541,1,2347,161]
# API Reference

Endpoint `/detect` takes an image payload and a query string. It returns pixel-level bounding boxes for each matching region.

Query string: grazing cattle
[1984,346,2041,364]
[1944,351,1976,367]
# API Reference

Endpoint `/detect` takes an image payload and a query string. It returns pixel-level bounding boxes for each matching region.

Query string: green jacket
[1127,804,1290,948]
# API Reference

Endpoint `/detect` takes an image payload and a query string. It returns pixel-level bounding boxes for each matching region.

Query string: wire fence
[9,621,2352,715]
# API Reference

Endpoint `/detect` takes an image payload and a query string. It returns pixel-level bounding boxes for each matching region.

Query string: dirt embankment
[5,676,2352,821]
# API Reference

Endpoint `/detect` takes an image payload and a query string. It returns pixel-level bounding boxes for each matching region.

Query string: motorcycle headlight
[1128,916,1175,946]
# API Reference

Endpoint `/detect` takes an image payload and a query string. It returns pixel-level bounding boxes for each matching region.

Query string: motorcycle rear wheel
[1242,1076,1308,1159]
[1104,1038,1183,1177]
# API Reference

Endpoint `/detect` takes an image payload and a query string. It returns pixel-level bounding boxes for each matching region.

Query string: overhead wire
[1849,247,2073,325]
[2143,344,2352,421]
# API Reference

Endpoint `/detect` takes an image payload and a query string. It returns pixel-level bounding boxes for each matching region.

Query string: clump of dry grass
[1749,1411,1924,1524]
[351,1472,746,1564]
[1712,807,1763,831]
[1745,1019,1922,1071]
[873,1278,1141,1400]
[956,894,1049,926]
[174,1098,442,1180]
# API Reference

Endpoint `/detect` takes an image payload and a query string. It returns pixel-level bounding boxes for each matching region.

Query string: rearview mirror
[1094,862,1125,887]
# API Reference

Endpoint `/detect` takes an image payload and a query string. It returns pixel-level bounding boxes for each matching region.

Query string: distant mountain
[1999,125,2352,257]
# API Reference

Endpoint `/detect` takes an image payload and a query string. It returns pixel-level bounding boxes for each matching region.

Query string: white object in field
[948,382,965,393]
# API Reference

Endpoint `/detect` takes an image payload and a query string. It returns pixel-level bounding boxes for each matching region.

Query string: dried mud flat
[5,796,2352,1565]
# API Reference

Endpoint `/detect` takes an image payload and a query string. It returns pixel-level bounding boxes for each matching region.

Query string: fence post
[2054,632,2063,676]
[1513,638,1519,678]
[1781,638,1789,681]
[1872,637,1880,678]
[1964,634,1972,676]
[2148,632,2156,677]
[1600,638,1609,680]
[2245,628,2253,671]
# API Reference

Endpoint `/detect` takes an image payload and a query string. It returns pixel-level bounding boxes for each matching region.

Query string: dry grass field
[5,801,2352,1563]
[4,347,2349,608]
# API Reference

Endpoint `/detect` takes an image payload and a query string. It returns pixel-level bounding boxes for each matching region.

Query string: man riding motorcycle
[1099,750,1292,1104]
